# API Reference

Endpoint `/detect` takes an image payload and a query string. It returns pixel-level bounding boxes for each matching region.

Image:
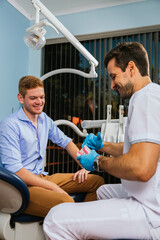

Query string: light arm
[31,0,98,68]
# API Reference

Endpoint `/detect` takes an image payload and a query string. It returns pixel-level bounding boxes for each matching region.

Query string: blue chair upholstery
[70,192,86,202]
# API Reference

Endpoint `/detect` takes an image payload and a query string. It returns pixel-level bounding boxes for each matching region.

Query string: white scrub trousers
[43,184,159,240]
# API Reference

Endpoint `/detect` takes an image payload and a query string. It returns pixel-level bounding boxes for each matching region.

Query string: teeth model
[77,145,91,156]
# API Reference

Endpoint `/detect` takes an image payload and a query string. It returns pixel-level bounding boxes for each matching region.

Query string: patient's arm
[66,141,91,182]
[65,141,81,165]
[16,168,69,195]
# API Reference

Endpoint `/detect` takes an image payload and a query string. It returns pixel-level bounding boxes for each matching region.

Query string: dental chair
[0,164,45,240]
[0,164,86,240]
[0,112,88,240]
[0,113,87,240]
[0,105,127,240]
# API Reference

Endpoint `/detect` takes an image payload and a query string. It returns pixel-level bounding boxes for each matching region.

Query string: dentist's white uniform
[43,83,160,240]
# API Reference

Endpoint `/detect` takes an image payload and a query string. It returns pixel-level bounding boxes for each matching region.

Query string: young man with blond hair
[0,75,104,217]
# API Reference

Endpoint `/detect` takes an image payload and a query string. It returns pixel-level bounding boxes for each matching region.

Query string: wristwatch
[93,155,100,171]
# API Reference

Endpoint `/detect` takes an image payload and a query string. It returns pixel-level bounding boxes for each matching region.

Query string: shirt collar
[17,107,44,122]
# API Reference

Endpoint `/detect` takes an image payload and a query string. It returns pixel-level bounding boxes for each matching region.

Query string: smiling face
[107,58,134,99]
[17,87,45,119]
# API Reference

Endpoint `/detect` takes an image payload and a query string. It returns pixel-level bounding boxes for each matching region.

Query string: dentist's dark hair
[104,42,150,76]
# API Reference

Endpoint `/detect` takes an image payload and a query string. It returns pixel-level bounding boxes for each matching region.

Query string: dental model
[77,145,91,156]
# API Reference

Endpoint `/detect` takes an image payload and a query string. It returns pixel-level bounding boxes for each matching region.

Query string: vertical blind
[43,28,160,183]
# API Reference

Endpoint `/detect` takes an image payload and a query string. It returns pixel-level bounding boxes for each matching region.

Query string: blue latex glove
[82,132,103,151]
[77,150,99,171]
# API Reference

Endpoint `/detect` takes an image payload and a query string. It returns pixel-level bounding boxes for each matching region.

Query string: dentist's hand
[82,132,103,151]
[77,150,99,171]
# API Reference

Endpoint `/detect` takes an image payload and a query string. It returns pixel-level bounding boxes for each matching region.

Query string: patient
[0,75,104,217]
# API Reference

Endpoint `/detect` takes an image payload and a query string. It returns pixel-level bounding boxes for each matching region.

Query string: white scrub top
[122,82,160,228]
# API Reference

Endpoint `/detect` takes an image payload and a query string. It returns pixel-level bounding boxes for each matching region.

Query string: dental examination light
[24,0,98,78]
[24,19,60,50]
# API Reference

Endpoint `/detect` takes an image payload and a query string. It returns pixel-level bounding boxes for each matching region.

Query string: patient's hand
[72,168,90,183]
